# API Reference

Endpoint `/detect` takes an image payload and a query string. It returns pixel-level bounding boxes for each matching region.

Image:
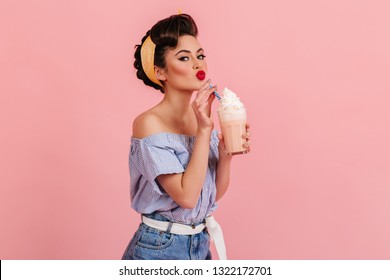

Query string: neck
[160,88,193,117]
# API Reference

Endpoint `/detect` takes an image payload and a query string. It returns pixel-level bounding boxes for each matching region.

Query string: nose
[193,61,201,69]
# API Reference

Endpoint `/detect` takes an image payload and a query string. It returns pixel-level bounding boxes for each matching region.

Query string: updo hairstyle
[133,14,198,93]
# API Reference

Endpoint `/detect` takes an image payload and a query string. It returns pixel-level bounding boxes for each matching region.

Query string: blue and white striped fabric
[129,130,220,224]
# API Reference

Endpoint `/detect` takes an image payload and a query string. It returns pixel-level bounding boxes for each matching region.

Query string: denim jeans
[121,213,212,260]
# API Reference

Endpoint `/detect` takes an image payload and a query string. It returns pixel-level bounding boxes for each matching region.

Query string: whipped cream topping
[218,87,245,112]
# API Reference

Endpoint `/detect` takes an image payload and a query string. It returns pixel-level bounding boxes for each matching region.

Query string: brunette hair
[133,14,198,93]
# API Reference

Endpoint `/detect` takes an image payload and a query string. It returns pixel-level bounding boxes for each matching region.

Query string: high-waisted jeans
[121,213,212,260]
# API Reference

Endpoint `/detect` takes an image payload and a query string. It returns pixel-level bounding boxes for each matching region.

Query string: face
[157,35,208,92]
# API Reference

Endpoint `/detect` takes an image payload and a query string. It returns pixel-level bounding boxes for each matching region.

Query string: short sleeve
[131,138,185,185]
[128,131,219,221]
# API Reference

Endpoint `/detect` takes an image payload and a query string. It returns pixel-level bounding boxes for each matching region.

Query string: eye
[198,54,206,60]
[179,57,189,61]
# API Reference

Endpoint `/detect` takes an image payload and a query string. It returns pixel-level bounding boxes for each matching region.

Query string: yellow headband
[140,36,163,87]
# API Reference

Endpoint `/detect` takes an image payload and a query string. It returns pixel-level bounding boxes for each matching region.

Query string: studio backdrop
[1,0,389,259]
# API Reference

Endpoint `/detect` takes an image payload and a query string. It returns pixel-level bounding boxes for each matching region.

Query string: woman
[122,13,251,260]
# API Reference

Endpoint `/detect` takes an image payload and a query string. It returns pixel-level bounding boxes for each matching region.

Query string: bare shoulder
[132,110,165,139]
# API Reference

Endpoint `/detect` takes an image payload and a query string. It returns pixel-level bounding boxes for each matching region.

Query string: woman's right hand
[192,79,217,132]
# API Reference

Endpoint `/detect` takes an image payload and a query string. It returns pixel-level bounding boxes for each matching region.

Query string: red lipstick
[196,70,206,81]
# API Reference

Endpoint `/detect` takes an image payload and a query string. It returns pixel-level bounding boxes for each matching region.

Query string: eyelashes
[178,54,207,61]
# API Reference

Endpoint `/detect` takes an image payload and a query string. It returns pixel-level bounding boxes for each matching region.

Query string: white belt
[141,215,227,260]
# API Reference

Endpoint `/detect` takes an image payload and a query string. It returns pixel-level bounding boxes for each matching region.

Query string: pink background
[1,0,390,259]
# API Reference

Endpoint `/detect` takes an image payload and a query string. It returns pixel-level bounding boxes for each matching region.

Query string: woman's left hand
[242,123,251,153]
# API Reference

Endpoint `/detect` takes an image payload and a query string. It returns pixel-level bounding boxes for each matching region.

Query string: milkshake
[217,88,247,155]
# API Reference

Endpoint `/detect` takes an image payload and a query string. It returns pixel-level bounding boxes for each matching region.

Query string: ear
[155,66,167,82]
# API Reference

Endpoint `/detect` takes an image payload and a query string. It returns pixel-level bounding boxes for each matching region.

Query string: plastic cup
[218,108,247,155]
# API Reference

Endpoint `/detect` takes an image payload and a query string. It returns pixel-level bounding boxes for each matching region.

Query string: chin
[180,82,202,92]
[173,79,204,92]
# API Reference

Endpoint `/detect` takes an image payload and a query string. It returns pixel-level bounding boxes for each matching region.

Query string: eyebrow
[175,48,204,56]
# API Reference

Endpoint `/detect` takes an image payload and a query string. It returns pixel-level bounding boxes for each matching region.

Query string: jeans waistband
[142,213,227,260]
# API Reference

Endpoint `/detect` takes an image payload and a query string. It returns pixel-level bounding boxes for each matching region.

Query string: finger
[242,143,251,153]
[242,131,251,139]
[246,123,251,130]
[195,85,214,102]
[201,83,217,95]
[197,102,209,114]
[194,97,206,110]
[200,103,214,118]
[198,90,215,107]
[209,84,218,93]
[197,79,212,93]
[205,92,216,109]
[207,85,218,103]
[193,92,211,109]
[196,95,209,109]
[242,140,251,148]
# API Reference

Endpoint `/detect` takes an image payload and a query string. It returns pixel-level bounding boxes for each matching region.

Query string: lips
[196,70,206,81]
